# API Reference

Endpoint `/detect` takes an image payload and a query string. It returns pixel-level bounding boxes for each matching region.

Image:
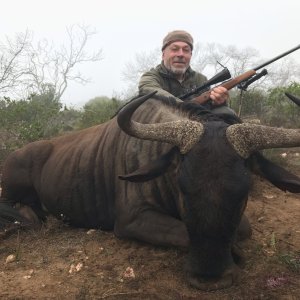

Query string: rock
[123,267,135,278]
[5,254,16,264]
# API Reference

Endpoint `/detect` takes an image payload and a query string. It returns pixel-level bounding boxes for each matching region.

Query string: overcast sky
[1,0,299,107]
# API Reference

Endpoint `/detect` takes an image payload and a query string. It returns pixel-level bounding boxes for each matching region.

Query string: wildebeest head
[117,92,300,290]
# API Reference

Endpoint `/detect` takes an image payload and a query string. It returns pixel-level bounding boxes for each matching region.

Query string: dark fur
[0,93,299,289]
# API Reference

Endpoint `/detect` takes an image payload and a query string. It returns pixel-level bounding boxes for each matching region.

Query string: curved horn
[285,92,300,106]
[117,92,204,154]
[226,123,300,158]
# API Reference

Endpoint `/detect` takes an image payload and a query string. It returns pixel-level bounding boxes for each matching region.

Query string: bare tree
[192,43,261,79]
[121,42,300,98]
[0,30,31,94]
[121,48,161,98]
[0,25,102,101]
[122,48,161,83]
[25,24,103,101]
[121,43,262,97]
[262,56,300,87]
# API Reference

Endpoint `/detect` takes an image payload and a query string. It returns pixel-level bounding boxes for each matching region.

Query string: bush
[0,88,82,162]
[79,96,123,128]
[229,88,267,118]
[229,82,300,127]
[263,82,300,127]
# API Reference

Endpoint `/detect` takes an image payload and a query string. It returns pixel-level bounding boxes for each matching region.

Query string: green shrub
[79,96,123,128]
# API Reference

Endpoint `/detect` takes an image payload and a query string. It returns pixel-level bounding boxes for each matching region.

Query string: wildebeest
[0,92,300,291]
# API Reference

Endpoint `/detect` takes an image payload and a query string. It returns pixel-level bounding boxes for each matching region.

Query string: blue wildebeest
[0,92,300,290]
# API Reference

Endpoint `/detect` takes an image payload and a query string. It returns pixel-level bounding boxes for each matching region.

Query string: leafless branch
[0,24,102,101]
[0,30,32,94]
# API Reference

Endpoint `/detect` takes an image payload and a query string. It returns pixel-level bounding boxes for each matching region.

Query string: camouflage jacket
[138,62,207,101]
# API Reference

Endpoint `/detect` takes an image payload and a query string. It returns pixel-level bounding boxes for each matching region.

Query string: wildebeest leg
[0,141,52,227]
[115,210,251,249]
[14,203,43,228]
[114,210,189,248]
[1,185,47,227]
[231,214,251,269]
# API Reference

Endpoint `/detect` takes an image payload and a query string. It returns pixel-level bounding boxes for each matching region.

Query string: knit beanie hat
[162,30,194,51]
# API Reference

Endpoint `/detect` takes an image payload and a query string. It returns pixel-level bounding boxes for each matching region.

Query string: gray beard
[169,65,188,77]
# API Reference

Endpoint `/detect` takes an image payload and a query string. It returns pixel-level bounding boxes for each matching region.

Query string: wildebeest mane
[149,93,243,125]
[112,93,242,125]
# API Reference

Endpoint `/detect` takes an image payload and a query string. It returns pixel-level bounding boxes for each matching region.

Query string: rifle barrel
[254,44,300,71]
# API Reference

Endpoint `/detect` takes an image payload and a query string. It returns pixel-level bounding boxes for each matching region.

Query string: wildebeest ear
[119,147,179,182]
[249,152,300,193]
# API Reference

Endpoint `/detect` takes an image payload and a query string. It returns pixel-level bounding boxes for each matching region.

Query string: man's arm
[139,70,229,106]
[138,71,179,99]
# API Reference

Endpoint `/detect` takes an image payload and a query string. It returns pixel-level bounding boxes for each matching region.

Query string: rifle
[180,67,232,100]
[183,44,300,105]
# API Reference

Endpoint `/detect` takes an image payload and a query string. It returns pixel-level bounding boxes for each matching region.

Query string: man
[138,30,233,114]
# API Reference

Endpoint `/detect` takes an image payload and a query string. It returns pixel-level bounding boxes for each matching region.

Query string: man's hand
[190,86,229,106]
[209,86,229,105]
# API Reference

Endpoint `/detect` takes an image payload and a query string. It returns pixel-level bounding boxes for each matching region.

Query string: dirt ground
[0,150,300,300]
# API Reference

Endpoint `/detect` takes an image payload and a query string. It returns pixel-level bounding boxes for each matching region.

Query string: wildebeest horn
[226,123,300,158]
[117,92,204,154]
[285,92,300,106]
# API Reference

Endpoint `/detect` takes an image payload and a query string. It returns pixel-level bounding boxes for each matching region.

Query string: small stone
[76,262,83,272]
[263,193,274,199]
[5,254,16,264]
[69,262,83,273]
[123,267,135,278]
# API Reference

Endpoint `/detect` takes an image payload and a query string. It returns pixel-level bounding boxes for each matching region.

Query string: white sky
[1,0,300,107]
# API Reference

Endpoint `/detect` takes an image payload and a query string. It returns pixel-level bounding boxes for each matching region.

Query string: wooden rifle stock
[191,70,256,105]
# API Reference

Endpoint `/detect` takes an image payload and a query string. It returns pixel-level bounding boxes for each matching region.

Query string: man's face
[162,41,192,77]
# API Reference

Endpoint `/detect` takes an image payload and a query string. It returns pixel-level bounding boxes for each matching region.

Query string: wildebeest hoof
[15,203,42,229]
[187,265,241,291]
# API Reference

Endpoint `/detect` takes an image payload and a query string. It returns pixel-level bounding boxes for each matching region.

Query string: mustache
[173,59,186,63]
